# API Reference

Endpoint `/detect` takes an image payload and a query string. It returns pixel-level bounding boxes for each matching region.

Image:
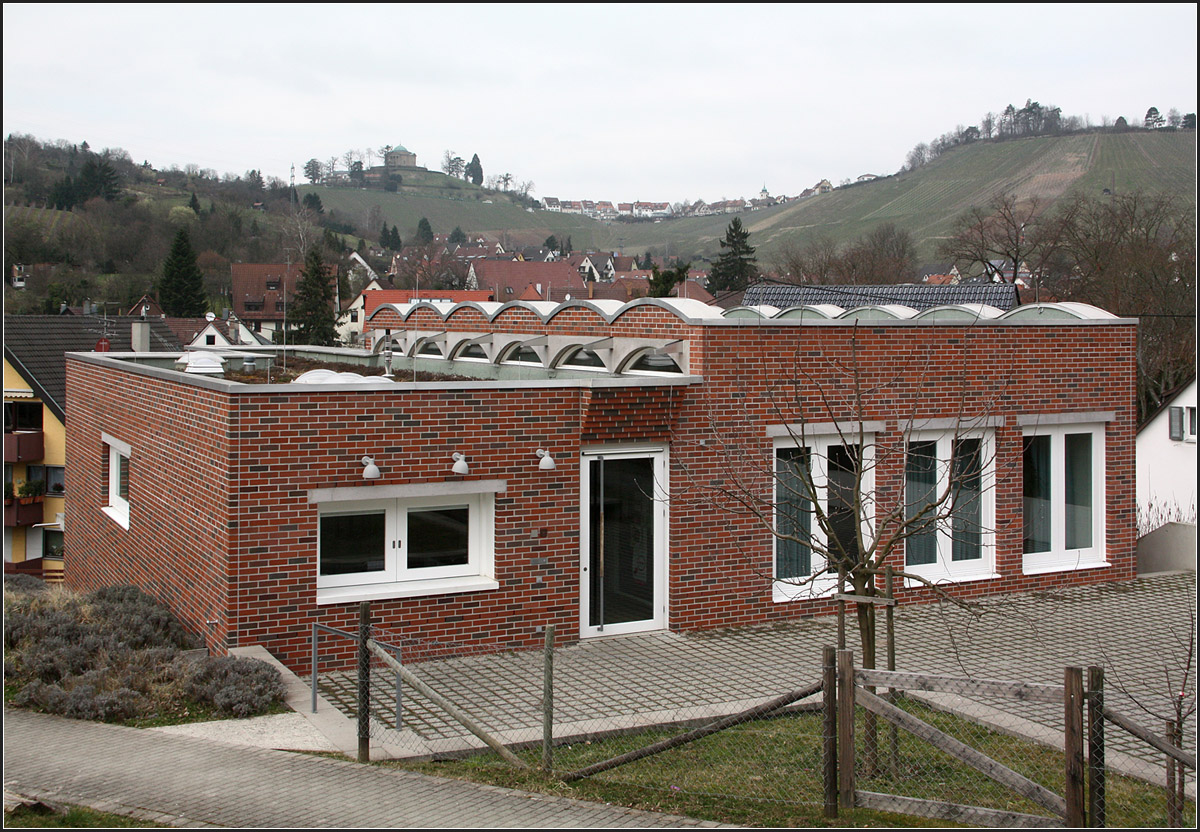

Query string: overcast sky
[4,4,1196,204]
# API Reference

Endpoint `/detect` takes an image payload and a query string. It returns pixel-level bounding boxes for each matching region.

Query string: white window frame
[1020,422,1107,575]
[1170,405,1197,443]
[311,481,501,604]
[771,425,877,602]
[578,446,669,638]
[903,428,998,585]
[101,432,131,529]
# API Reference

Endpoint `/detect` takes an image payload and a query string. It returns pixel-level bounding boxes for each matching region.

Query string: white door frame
[579,446,669,638]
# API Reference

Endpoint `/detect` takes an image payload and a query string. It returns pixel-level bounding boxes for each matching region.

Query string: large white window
[101,432,131,529]
[773,428,875,601]
[1021,422,1106,574]
[904,429,996,584]
[311,482,501,604]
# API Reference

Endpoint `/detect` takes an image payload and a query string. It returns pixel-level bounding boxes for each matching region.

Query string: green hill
[305,131,1196,265]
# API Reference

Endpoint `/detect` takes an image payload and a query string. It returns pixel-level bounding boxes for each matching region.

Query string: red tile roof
[470,260,585,301]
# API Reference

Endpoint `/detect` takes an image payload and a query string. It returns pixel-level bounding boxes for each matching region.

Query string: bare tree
[937,192,1066,292]
[678,327,1006,679]
[1050,191,1196,418]
[441,150,465,178]
[391,241,470,291]
[777,234,840,284]
[283,204,320,263]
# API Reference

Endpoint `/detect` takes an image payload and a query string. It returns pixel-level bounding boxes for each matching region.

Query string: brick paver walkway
[318,573,1196,785]
[3,709,724,827]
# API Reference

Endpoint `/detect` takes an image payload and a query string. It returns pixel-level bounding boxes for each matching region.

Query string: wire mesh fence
[307,573,1195,826]
[848,668,1196,828]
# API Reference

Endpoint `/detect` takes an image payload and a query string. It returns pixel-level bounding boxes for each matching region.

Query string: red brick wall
[228,385,588,670]
[62,311,1138,673]
[65,359,234,652]
[663,321,1138,632]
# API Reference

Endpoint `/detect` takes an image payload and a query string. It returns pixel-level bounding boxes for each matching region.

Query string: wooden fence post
[837,568,847,650]
[1173,720,1186,827]
[838,649,856,809]
[885,565,899,778]
[1166,719,1181,827]
[1065,666,1085,827]
[357,601,370,763]
[543,624,555,772]
[1087,666,1105,828]
[823,645,838,819]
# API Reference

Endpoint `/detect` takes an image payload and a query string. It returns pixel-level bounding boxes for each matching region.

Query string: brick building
[64,297,1138,672]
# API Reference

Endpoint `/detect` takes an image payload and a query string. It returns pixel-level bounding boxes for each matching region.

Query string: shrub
[4,583,279,724]
[185,656,284,717]
[4,573,49,596]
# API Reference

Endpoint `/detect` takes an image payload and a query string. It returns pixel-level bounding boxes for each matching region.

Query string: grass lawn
[382,698,1193,828]
[4,803,167,828]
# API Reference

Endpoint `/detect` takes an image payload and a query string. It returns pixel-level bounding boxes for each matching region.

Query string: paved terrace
[315,573,1196,791]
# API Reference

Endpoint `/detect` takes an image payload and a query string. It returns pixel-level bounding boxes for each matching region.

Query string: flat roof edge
[65,351,702,393]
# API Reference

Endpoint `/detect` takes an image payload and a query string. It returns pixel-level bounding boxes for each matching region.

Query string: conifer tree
[707,217,759,292]
[159,228,207,316]
[465,153,483,186]
[648,262,691,298]
[290,247,339,346]
[416,217,434,246]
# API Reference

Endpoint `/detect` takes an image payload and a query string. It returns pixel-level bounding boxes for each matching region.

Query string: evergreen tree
[563,236,573,255]
[188,193,201,214]
[448,226,467,246]
[49,176,77,210]
[76,159,120,201]
[159,228,207,317]
[465,153,483,186]
[544,235,559,252]
[290,247,339,346]
[707,217,759,293]
[302,192,324,214]
[390,225,401,250]
[415,217,434,245]
[648,262,691,298]
[380,220,389,245]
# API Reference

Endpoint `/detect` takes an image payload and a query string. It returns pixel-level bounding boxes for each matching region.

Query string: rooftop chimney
[131,319,150,352]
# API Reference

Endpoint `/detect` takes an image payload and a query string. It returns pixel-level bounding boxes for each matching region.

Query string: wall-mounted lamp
[451,452,469,475]
[536,449,555,470]
[362,455,381,480]
[381,344,393,379]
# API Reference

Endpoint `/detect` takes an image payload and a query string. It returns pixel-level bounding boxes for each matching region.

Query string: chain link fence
[307,576,1195,826]
[850,673,1195,827]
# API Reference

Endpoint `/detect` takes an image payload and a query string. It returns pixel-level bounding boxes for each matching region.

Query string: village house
[230,262,340,341]
[5,314,182,581]
[63,294,1137,673]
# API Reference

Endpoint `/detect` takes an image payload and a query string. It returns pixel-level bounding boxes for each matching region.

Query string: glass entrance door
[581,451,666,636]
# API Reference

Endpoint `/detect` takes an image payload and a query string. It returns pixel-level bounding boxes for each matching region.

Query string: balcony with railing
[4,430,44,462]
